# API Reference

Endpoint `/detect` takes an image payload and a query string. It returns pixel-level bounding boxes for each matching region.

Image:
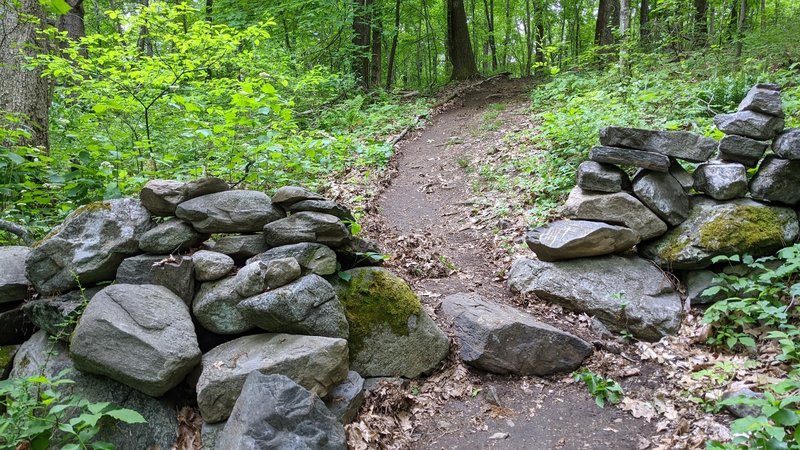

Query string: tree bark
[57,0,86,54]
[595,0,619,46]
[535,0,545,65]
[734,0,746,57]
[370,17,382,88]
[694,0,708,46]
[482,0,498,70]
[386,0,401,89]
[446,0,478,80]
[639,0,650,43]
[524,0,533,75]
[619,0,630,76]
[352,0,371,88]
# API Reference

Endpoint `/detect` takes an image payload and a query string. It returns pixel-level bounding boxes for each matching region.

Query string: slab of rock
[685,270,726,306]
[640,197,799,269]
[71,284,201,397]
[218,372,346,450]
[288,199,355,221]
[139,220,206,254]
[271,186,326,206]
[263,212,350,248]
[324,371,365,424]
[26,199,153,295]
[589,145,670,172]
[140,180,186,216]
[632,170,690,226]
[561,187,668,240]
[0,246,30,303]
[773,129,800,160]
[441,293,592,375]
[183,177,228,200]
[714,111,784,140]
[599,127,717,162]
[239,275,349,339]
[0,302,34,345]
[717,135,769,167]
[192,250,234,281]
[175,190,284,233]
[196,333,349,423]
[669,160,695,191]
[247,243,338,276]
[508,256,682,341]
[738,85,784,118]
[193,277,249,335]
[575,161,631,193]
[116,254,195,304]
[749,156,800,206]
[526,220,639,261]
[693,162,748,201]
[331,267,449,378]
[22,286,101,340]
[208,234,269,264]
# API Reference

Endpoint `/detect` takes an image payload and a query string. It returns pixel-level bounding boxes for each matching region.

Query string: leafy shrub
[573,368,624,408]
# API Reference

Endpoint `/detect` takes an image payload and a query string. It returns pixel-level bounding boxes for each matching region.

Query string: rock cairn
[510,84,800,341]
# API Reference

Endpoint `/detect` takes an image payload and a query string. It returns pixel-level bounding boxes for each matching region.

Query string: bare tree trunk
[524,0,533,75]
[352,0,371,88]
[535,0,545,66]
[370,17,382,88]
[694,0,708,46]
[502,0,511,67]
[619,0,630,76]
[639,0,650,43]
[205,0,212,21]
[482,0,498,70]
[386,0,401,89]
[595,0,619,46]
[734,0,746,57]
[57,0,86,57]
[447,0,478,80]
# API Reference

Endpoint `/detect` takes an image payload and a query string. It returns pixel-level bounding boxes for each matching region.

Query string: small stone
[247,243,338,276]
[599,127,716,162]
[561,187,668,240]
[175,190,285,233]
[263,212,351,248]
[693,162,748,201]
[116,254,196,305]
[717,135,769,167]
[722,388,764,418]
[271,186,326,206]
[589,146,671,172]
[324,370,365,424]
[233,261,268,297]
[140,180,185,216]
[737,85,784,118]
[288,199,355,221]
[138,220,207,254]
[749,156,800,206]
[714,111,784,140]
[208,234,269,265]
[264,257,302,289]
[632,170,690,226]
[489,433,509,440]
[575,161,631,193]
[0,246,30,304]
[526,220,639,261]
[772,128,800,160]
[192,250,234,281]
[183,177,228,200]
[192,277,249,335]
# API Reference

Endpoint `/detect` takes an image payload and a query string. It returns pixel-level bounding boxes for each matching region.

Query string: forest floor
[340,76,739,450]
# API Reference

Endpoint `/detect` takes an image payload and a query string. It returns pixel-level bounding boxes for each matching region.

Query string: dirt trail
[375,77,657,449]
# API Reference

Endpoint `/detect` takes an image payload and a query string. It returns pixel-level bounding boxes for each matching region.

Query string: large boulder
[525,220,639,261]
[508,256,682,341]
[217,372,347,450]
[599,127,716,162]
[0,246,30,303]
[331,267,449,378]
[193,277,250,335]
[639,197,799,270]
[773,129,800,160]
[195,333,349,423]
[25,199,153,295]
[693,162,748,201]
[575,161,631,193]
[561,187,668,240]
[175,190,284,233]
[717,135,768,167]
[70,284,201,397]
[138,220,207,254]
[589,145,670,172]
[632,170,689,226]
[116,254,195,304]
[737,85,784,118]
[263,212,351,248]
[749,156,800,206]
[139,180,186,216]
[248,243,338,276]
[192,250,234,282]
[714,111,784,140]
[441,293,592,375]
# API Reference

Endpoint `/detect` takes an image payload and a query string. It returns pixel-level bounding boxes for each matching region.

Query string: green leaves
[572,368,624,408]
[39,0,72,15]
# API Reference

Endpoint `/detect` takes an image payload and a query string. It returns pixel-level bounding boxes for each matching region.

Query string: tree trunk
[205,0,212,21]
[524,0,533,75]
[446,0,478,80]
[370,17,382,88]
[595,0,619,46]
[694,0,708,46]
[639,0,650,43]
[482,0,498,70]
[0,0,50,150]
[535,0,545,65]
[352,0,371,88]
[57,0,86,56]
[386,0,401,89]
[734,0,746,57]
[619,0,630,76]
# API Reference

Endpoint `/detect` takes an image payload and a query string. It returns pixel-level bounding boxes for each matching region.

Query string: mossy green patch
[335,268,422,355]
[698,205,784,252]
[659,232,691,263]
[0,345,16,372]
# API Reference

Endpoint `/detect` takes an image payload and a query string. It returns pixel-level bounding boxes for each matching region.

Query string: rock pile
[512,84,799,341]
[0,180,450,448]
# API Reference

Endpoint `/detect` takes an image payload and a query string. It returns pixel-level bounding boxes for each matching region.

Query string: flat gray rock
[749,156,800,206]
[640,197,799,269]
[599,127,716,162]
[632,170,690,226]
[22,287,101,340]
[183,177,228,200]
[669,160,695,191]
[208,234,269,264]
[714,111,784,140]
[70,284,201,397]
[196,333,349,423]
[575,161,631,193]
[324,371,365,424]
[247,243,338,276]
[116,254,195,304]
[441,293,592,375]
[526,220,639,261]
[25,199,153,295]
[773,129,800,160]
[140,180,186,216]
[693,162,748,201]
[0,246,30,303]
[561,187,668,240]
[192,250,234,281]
[717,135,769,167]
[287,199,355,221]
[218,372,346,450]
[139,220,206,254]
[271,186,326,206]
[263,212,350,248]
[175,190,284,233]
[738,85,784,118]
[589,145,670,172]
[508,256,683,341]
[193,277,250,335]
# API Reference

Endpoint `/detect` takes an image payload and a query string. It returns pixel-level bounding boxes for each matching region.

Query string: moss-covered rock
[331,267,449,378]
[0,345,19,379]
[640,196,799,269]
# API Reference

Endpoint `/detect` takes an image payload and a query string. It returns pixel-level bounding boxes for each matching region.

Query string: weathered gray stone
[669,160,695,191]
[714,111,784,140]
[271,186,326,206]
[202,423,225,450]
[239,275,349,339]
[632,170,690,226]
[193,277,250,335]
[263,257,302,289]
[208,234,269,264]
[139,220,207,254]
[116,254,195,304]
[12,331,179,449]
[324,371,365,424]
[196,333,349,423]
[331,267,450,378]
[722,388,764,418]
[738,85,784,118]
[175,190,284,233]
[140,180,186,216]
[599,127,717,162]
[233,261,267,297]
[693,162,748,201]
[755,83,781,91]
[263,212,350,248]
[0,302,34,345]
[526,220,639,261]
[22,287,101,340]
[575,161,631,193]
[589,145,671,172]
[441,293,592,375]
[288,199,355,221]
[508,256,683,341]
[218,372,346,450]
[192,250,234,281]
[183,177,228,200]
[685,270,726,306]
[749,156,800,206]
[71,284,201,397]
[0,246,30,303]
[717,135,769,167]
[247,243,338,276]
[25,199,153,295]
[640,197,799,269]
[773,129,800,160]
[561,187,668,240]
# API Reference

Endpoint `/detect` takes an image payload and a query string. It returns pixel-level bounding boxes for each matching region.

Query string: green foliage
[572,368,624,408]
